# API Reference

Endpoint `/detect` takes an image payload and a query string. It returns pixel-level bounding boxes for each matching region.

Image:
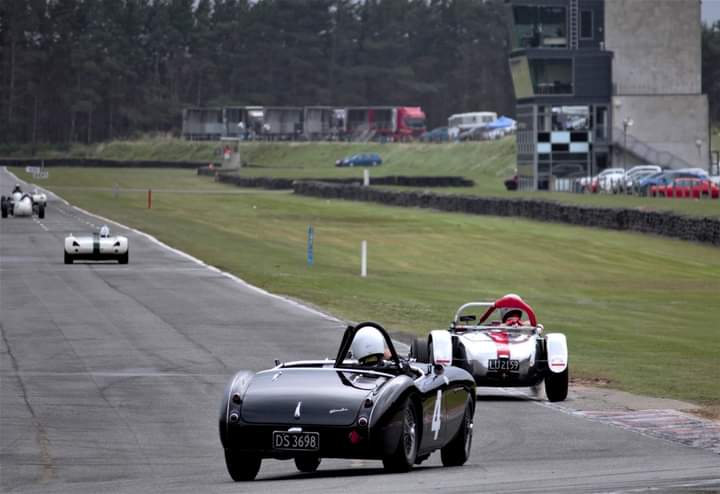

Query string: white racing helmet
[99,225,111,238]
[351,326,386,364]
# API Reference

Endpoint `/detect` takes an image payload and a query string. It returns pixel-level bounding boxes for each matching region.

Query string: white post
[361,240,367,277]
[363,168,370,186]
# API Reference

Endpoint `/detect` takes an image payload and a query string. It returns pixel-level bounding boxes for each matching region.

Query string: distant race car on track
[410,294,569,402]
[219,322,476,481]
[64,225,129,264]
[1,184,46,219]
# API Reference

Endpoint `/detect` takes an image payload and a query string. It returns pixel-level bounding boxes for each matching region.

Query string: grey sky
[702,0,720,22]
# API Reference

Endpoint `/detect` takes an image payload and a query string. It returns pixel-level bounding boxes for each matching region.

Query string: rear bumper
[224,422,381,460]
[65,252,126,261]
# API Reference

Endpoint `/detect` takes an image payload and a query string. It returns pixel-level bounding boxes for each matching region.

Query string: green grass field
[11,166,720,407]
[6,137,719,217]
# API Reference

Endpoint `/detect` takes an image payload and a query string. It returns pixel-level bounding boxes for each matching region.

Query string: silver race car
[1,184,46,219]
[64,225,129,264]
[410,294,569,402]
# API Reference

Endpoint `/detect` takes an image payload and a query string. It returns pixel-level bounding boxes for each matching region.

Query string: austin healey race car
[410,294,569,402]
[1,185,46,219]
[219,322,476,481]
[64,225,129,264]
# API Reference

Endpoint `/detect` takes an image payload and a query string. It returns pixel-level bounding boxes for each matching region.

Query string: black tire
[409,337,429,363]
[118,251,129,264]
[1,201,7,218]
[64,252,73,265]
[294,456,321,473]
[382,398,419,473]
[224,449,261,481]
[441,396,473,467]
[545,366,569,402]
[37,204,45,219]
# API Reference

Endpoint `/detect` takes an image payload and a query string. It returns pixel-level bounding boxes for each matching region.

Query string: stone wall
[293,181,720,246]
[199,169,475,188]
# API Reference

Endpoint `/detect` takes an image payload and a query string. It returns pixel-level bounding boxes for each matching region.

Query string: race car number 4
[272,431,320,451]
[488,359,520,371]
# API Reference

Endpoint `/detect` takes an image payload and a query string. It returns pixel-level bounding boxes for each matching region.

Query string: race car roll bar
[453,295,538,327]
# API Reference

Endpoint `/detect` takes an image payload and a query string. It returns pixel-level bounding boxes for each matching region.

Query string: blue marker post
[307,225,314,267]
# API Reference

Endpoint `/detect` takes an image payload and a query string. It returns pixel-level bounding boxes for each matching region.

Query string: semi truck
[343,106,426,141]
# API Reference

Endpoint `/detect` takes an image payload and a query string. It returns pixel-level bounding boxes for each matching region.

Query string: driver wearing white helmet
[350,326,391,367]
[99,225,111,238]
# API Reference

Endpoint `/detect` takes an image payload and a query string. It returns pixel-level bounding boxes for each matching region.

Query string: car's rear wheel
[409,337,429,363]
[545,366,569,402]
[224,449,261,481]
[441,396,473,467]
[294,456,320,473]
[64,252,73,265]
[1,197,7,218]
[118,251,129,264]
[382,398,419,472]
[37,204,45,219]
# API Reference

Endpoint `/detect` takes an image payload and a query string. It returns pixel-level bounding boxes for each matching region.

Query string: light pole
[622,117,634,171]
[695,139,703,169]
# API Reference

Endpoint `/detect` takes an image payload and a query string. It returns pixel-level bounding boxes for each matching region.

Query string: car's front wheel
[118,251,129,264]
[64,252,73,265]
[37,204,45,219]
[224,449,261,481]
[294,456,320,473]
[545,367,569,402]
[409,337,429,363]
[441,396,473,467]
[382,398,419,472]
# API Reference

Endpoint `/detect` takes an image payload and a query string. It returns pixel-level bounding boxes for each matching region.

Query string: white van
[448,112,497,140]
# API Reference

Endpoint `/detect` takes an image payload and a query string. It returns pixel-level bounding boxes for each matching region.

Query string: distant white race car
[1,185,46,219]
[410,294,569,402]
[65,225,129,264]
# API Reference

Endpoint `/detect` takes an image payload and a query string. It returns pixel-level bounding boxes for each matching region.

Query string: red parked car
[651,177,719,199]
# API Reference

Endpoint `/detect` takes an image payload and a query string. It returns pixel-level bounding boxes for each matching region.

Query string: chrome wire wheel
[403,406,417,461]
[463,412,473,457]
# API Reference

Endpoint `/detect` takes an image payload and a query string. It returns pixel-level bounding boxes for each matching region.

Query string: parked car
[457,126,487,141]
[639,170,707,195]
[335,153,382,167]
[623,165,662,190]
[652,177,719,199]
[419,127,449,142]
[586,168,624,193]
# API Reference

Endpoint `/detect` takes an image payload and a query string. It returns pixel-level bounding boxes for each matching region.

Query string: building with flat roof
[508,0,709,190]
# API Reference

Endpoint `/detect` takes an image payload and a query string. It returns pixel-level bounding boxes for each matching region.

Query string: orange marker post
[148,189,152,209]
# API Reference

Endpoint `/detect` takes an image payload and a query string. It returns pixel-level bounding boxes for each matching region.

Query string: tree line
[1,1,718,148]
[0,0,515,147]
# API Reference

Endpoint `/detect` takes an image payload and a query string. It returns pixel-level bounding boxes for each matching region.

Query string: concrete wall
[612,94,710,168]
[605,0,701,95]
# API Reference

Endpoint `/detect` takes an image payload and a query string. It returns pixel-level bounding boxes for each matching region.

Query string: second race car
[219,322,476,481]
[64,225,129,264]
[410,294,569,402]
[1,184,46,219]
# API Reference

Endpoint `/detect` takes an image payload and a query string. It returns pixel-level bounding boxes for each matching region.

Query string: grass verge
[6,136,719,218]
[11,166,720,407]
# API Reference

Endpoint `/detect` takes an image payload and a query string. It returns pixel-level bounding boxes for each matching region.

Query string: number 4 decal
[431,389,442,440]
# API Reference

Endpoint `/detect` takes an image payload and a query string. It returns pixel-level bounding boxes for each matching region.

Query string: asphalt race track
[1,168,719,493]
